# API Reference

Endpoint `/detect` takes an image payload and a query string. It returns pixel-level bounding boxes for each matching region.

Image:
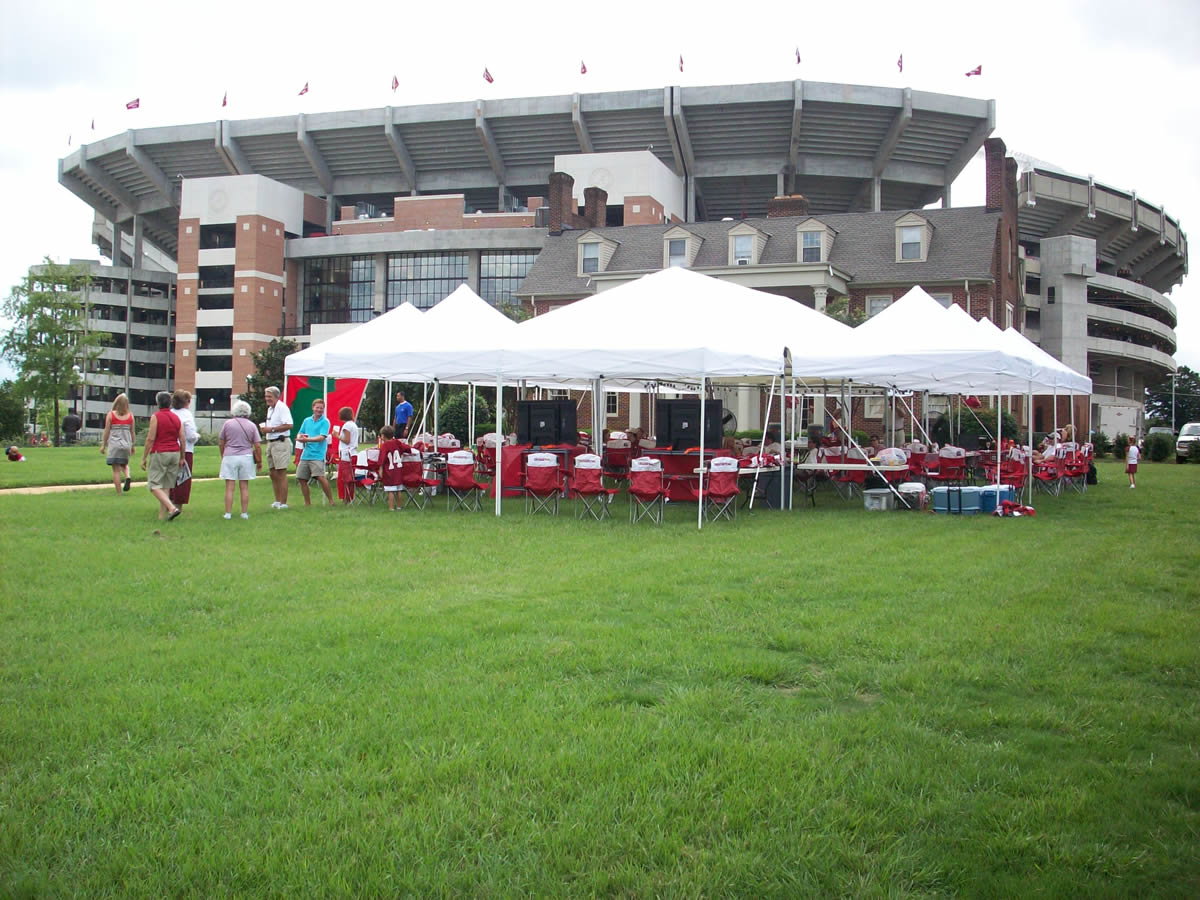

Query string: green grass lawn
[1,460,1197,896]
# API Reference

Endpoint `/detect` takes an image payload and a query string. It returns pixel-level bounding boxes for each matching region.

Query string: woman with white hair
[218,399,262,519]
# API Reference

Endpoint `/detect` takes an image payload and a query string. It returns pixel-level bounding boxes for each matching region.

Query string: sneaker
[277,503,288,510]
[240,512,250,519]
[123,477,131,492]
[1130,484,1136,489]
[223,513,232,519]
[271,501,281,509]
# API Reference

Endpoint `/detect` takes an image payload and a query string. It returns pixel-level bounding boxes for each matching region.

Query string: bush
[1144,433,1172,462]
[1091,431,1112,457]
[1191,441,1200,463]
[735,429,763,440]
[474,421,496,440]
[1112,433,1131,460]
[435,391,493,444]
[955,407,1021,445]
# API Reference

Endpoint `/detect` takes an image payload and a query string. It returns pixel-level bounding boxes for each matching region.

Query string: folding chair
[350,449,380,506]
[524,452,564,515]
[1032,447,1064,496]
[570,453,616,520]
[628,456,667,524]
[833,447,869,499]
[703,455,741,522]
[1060,442,1087,493]
[817,446,846,498]
[436,433,461,454]
[398,452,435,510]
[446,449,488,511]
[602,438,634,485]
[927,446,967,487]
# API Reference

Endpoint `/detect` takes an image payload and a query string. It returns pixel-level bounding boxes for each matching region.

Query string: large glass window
[303,256,350,325]
[348,256,375,323]
[801,231,822,263]
[387,252,470,310]
[481,250,538,307]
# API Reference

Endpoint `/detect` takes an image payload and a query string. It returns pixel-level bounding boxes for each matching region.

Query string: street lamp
[208,396,215,433]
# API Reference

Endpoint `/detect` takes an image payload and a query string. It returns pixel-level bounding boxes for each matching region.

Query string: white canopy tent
[284,302,424,377]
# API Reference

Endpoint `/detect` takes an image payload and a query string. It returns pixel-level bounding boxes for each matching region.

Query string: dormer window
[663,226,701,269]
[795,218,835,264]
[726,222,766,266]
[576,232,619,277]
[668,239,687,267]
[894,212,932,263]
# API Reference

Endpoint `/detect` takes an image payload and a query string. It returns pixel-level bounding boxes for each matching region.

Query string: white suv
[1177,423,1200,463]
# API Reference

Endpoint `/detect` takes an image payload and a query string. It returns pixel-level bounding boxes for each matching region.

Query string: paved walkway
[0,478,221,496]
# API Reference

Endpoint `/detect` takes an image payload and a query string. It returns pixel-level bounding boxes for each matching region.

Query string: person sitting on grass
[6,445,25,462]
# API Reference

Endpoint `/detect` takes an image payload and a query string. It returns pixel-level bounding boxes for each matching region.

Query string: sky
[1,0,1198,377]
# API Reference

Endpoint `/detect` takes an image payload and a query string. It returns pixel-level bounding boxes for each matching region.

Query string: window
[900,226,922,260]
[348,256,375,323]
[668,239,687,267]
[865,397,884,419]
[581,243,599,273]
[386,252,470,310]
[481,250,538,307]
[546,389,570,400]
[606,392,619,416]
[929,292,953,309]
[801,231,822,263]
[867,296,893,318]
[733,235,753,265]
[1005,303,1014,329]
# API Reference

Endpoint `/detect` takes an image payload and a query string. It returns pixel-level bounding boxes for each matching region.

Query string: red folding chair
[445,449,487,511]
[833,447,869,499]
[1032,446,1066,496]
[353,449,381,506]
[927,446,967,487]
[603,438,634,485]
[703,455,741,522]
[524,451,564,515]
[628,456,666,524]
[398,452,437,510]
[569,453,617,520]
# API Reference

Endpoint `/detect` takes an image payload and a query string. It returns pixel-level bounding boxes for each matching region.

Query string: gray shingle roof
[517,206,1002,297]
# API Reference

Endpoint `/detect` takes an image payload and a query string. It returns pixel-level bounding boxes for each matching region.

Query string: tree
[239,338,298,424]
[1145,366,1200,431]
[823,296,865,328]
[0,380,27,441]
[1,260,105,445]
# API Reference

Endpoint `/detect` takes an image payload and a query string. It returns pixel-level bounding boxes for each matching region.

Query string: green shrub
[955,407,1021,444]
[474,421,496,440]
[1144,433,1172,462]
[436,391,493,444]
[1112,433,1131,460]
[735,429,763,440]
[1091,431,1112,457]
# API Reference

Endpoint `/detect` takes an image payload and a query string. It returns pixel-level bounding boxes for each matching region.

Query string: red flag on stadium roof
[897,53,903,73]
[298,82,309,96]
[126,98,140,110]
[483,68,494,84]
[965,65,982,77]
[580,60,587,75]
[222,91,227,108]
[391,75,399,92]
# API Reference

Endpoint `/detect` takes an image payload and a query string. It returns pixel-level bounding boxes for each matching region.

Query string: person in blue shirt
[294,398,334,506]
[393,391,414,439]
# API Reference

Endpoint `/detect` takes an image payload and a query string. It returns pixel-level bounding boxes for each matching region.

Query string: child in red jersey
[377,425,411,511]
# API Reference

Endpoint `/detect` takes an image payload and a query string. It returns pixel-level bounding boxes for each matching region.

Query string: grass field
[0,446,227,489]
[1,460,1197,896]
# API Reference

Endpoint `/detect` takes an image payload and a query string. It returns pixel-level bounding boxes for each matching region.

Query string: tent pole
[1027,385,1034,506]
[433,380,440,448]
[698,376,706,531]
[495,375,503,517]
[748,375,777,511]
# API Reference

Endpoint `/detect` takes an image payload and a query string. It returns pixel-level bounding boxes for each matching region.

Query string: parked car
[1177,422,1200,463]
[1147,426,1175,437]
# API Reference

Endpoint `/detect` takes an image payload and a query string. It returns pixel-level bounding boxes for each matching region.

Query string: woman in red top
[141,391,184,521]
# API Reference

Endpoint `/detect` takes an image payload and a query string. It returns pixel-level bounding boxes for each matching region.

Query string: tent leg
[495,375,503,517]
[698,376,705,531]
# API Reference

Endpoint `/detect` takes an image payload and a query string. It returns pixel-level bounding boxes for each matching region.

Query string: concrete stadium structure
[53,79,1186,434]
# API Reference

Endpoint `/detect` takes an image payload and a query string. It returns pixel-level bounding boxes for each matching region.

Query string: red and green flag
[285,376,368,440]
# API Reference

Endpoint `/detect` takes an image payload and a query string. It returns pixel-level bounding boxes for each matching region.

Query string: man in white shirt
[260,386,294,509]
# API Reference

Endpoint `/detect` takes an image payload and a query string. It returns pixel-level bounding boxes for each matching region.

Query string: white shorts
[220,454,256,481]
[384,484,401,492]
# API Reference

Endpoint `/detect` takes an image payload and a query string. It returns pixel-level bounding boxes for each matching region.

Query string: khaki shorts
[146,452,180,491]
[296,459,327,482]
[267,438,293,470]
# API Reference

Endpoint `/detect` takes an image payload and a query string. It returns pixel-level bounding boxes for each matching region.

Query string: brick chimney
[766,194,810,218]
[548,171,575,235]
[583,187,608,228]
[984,137,1007,212]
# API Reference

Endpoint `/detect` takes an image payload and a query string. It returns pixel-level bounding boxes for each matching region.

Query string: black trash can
[758,466,793,509]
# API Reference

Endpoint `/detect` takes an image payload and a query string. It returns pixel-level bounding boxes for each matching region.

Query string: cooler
[932,485,981,515]
[978,484,1016,513]
[863,488,895,511]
